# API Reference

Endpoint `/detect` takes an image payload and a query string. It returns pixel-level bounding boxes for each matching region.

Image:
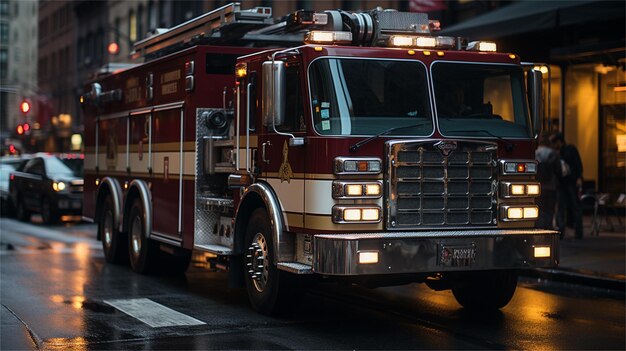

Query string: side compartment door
[259,61,306,233]
[151,104,185,239]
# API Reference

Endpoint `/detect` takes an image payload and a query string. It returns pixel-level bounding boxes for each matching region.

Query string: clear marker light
[359,251,379,264]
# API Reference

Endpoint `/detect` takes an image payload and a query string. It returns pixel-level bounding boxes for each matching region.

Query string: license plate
[439,244,476,267]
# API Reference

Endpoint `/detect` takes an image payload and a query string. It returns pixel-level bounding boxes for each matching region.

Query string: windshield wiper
[349,122,431,152]
[445,129,514,151]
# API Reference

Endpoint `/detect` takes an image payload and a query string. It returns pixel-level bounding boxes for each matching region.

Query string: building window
[0,23,8,43]
[147,1,156,31]
[0,49,7,79]
[0,0,8,16]
[129,10,137,42]
[137,5,144,41]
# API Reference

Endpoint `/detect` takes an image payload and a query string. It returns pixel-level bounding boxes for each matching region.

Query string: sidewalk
[525,215,626,291]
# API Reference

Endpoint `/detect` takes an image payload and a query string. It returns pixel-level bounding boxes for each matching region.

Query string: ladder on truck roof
[132,2,303,61]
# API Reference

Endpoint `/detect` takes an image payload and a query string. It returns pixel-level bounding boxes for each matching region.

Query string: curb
[522,268,626,292]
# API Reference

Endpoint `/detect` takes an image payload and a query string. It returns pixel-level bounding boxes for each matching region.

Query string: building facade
[38,0,76,152]
[1,0,38,150]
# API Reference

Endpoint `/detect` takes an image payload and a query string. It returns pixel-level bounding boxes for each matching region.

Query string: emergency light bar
[387,35,456,49]
[304,31,352,45]
[467,41,497,52]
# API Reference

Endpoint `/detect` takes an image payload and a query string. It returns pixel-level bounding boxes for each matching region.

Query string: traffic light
[16,124,24,135]
[108,42,120,55]
[20,99,31,114]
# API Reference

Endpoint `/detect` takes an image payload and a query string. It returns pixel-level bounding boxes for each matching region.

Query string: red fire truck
[81,3,559,314]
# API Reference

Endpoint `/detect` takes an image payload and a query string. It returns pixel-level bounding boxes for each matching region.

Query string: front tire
[243,208,291,315]
[41,197,59,224]
[452,270,518,310]
[16,197,30,222]
[99,196,127,264]
[128,199,159,274]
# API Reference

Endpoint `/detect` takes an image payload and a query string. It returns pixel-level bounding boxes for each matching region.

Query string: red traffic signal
[16,124,24,135]
[23,123,30,132]
[20,100,31,114]
[108,42,120,55]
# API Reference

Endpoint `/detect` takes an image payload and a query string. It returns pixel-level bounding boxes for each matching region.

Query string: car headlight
[53,181,66,192]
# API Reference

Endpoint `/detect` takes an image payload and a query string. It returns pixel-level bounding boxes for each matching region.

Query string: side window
[24,158,44,176]
[278,64,305,132]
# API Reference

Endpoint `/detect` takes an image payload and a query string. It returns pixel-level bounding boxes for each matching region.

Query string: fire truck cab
[81,3,559,315]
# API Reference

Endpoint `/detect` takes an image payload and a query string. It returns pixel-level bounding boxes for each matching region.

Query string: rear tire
[41,197,59,224]
[243,208,292,315]
[452,270,518,310]
[16,197,30,222]
[128,199,159,274]
[99,196,127,264]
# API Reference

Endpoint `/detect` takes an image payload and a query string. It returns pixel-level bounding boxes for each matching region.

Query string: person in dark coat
[535,134,561,230]
[550,132,584,239]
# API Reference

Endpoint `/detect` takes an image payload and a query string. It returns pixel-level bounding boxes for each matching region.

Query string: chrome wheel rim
[246,232,269,293]
[103,210,113,249]
[130,215,142,259]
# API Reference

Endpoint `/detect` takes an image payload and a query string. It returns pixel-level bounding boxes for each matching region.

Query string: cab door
[259,60,306,232]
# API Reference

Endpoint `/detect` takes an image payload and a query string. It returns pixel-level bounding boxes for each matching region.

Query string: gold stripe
[285,212,304,228]
[263,173,383,181]
[238,136,258,147]
[305,214,383,231]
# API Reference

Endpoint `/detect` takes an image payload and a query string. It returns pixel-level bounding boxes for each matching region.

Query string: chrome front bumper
[313,229,559,276]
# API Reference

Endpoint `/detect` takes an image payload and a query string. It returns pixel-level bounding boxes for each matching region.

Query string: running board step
[194,244,233,255]
[277,262,313,274]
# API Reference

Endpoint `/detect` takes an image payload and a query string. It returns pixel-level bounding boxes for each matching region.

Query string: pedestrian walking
[535,134,561,230]
[550,132,584,239]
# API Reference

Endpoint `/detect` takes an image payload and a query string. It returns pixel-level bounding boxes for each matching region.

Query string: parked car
[9,154,83,223]
[0,155,31,216]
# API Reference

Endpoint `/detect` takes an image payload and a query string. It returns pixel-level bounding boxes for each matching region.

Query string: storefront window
[599,65,625,200]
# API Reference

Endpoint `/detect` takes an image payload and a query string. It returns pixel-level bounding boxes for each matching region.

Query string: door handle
[262,141,271,164]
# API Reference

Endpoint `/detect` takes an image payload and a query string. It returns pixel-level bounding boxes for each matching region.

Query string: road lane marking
[103,298,206,328]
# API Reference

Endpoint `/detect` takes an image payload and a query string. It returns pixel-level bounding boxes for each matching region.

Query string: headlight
[53,181,66,192]
[333,206,381,223]
[332,181,382,199]
[334,157,382,175]
[501,182,541,197]
[502,206,539,220]
[502,161,537,175]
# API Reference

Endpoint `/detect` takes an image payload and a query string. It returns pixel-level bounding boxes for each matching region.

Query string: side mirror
[527,69,543,138]
[262,61,286,127]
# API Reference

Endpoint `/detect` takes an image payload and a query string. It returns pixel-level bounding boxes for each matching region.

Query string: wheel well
[95,186,112,240]
[122,187,141,234]
[234,192,265,255]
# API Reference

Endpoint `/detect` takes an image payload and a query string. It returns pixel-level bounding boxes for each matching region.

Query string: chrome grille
[387,140,497,229]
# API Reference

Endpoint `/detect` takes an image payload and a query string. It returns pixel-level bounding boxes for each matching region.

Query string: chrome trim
[126,117,130,171]
[277,262,313,274]
[500,205,539,222]
[334,156,382,175]
[127,179,152,239]
[98,177,124,232]
[313,229,559,275]
[246,82,252,173]
[96,101,184,120]
[236,85,241,169]
[151,232,182,247]
[306,56,436,138]
[129,107,152,116]
[95,118,99,170]
[82,216,94,223]
[332,205,382,224]
[228,174,244,189]
[500,181,541,198]
[332,180,383,199]
[238,182,289,263]
[500,159,538,175]
[153,101,185,112]
[179,107,184,234]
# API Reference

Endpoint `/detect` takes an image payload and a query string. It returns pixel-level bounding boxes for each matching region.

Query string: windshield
[309,58,432,136]
[44,157,76,177]
[432,63,532,138]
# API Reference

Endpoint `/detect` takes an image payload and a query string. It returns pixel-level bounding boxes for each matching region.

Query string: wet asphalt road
[1,218,624,350]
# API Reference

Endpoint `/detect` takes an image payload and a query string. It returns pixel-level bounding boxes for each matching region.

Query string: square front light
[390,35,414,47]
[507,207,523,219]
[343,160,357,172]
[365,183,381,196]
[510,184,525,195]
[345,184,363,196]
[526,184,540,195]
[368,160,381,172]
[359,251,379,264]
[526,162,537,173]
[361,208,380,221]
[534,246,551,258]
[343,208,362,221]
[505,162,517,173]
[523,207,539,219]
